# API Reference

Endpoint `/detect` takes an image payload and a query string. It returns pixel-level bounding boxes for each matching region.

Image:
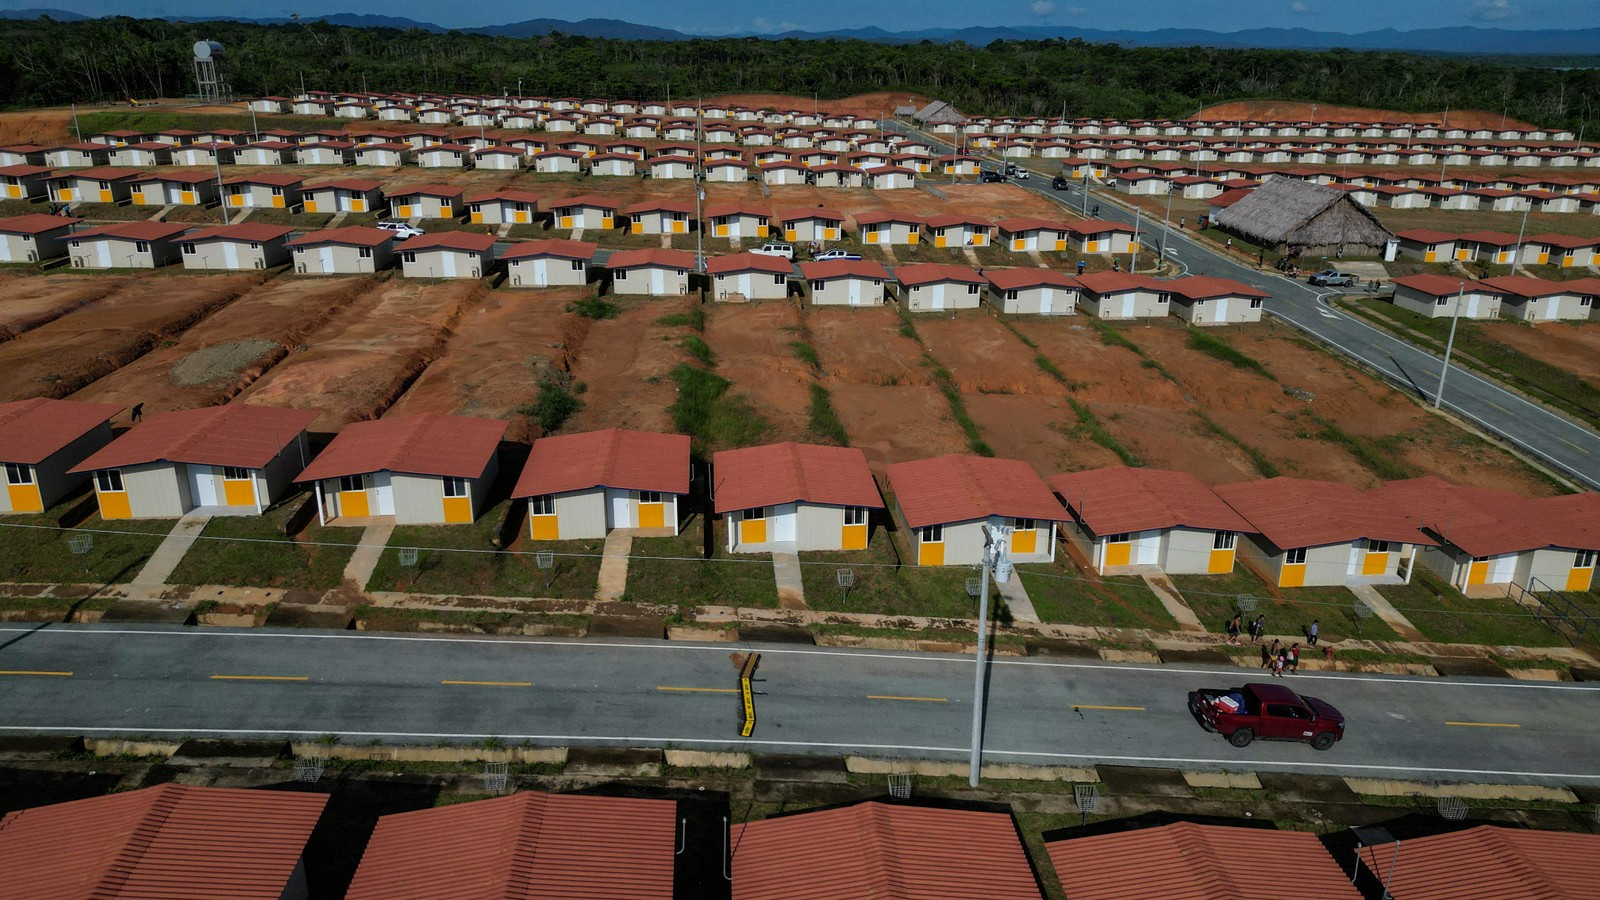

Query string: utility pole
[969,525,1011,787]
[1434,281,1465,409]
[1511,199,1532,274]
[250,107,260,143]
[71,102,82,143]
[213,146,231,226]
[695,94,704,275]
[1130,206,1142,271]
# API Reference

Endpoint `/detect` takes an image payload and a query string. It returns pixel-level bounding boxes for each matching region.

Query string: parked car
[376,220,425,238]
[814,248,862,262]
[980,170,1006,184]
[1307,269,1358,287]
[751,242,794,259]
[1005,163,1030,180]
[1188,682,1346,751]
[1051,175,1070,191]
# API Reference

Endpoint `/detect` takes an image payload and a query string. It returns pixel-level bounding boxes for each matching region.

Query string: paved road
[891,122,1600,490]
[4,624,1600,784]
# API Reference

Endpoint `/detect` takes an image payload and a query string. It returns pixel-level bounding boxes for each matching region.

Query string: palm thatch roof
[1212,176,1393,251]
[914,100,967,125]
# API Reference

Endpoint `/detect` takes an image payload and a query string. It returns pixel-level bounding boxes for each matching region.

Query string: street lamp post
[1434,281,1465,409]
[1511,200,1532,274]
[969,525,1012,787]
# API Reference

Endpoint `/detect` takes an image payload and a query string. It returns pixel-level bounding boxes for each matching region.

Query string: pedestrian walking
[130,402,144,423]
[1113,259,1121,272]
[1261,638,1280,669]
[1250,614,1265,644]
[1076,259,1086,275]
[1271,652,1285,677]
[1225,237,1232,251]
[1179,216,1185,229]
[1287,642,1301,674]
[1226,613,1242,644]
[1307,620,1320,646]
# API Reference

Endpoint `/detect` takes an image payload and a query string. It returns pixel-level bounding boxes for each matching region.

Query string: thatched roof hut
[1212,176,1393,257]
[914,100,967,125]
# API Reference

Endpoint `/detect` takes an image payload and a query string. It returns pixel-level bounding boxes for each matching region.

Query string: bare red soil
[564,300,688,435]
[1193,100,1537,131]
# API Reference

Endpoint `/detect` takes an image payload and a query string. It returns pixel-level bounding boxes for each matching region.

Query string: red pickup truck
[1188,682,1346,751]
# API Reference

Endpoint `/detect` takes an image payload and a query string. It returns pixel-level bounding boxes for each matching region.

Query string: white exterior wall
[0,229,72,262]
[507,256,588,288]
[69,235,178,269]
[611,265,689,296]
[1084,290,1168,320]
[904,281,982,312]
[401,246,493,280]
[1393,286,1502,320]
[1501,294,1591,322]
[809,276,885,307]
[990,284,1078,316]
[544,488,607,539]
[181,238,288,271]
[1170,295,1264,325]
[713,269,788,301]
[292,242,394,274]
[104,461,186,518]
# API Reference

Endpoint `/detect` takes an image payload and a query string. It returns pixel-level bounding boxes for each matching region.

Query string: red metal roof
[704,201,769,218]
[296,413,508,482]
[1049,822,1361,900]
[549,193,621,210]
[68,221,189,242]
[1372,476,1600,557]
[1163,276,1269,301]
[1477,275,1573,298]
[623,199,695,215]
[799,259,890,281]
[220,172,304,187]
[894,262,984,287]
[0,398,120,464]
[464,189,543,205]
[1532,232,1600,249]
[887,454,1062,528]
[776,207,846,222]
[345,791,676,900]
[0,164,52,177]
[0,783,326,900]
[995,216,1066,234]
[1066,218,1138,235]
[606,248,695,270]
[396,231,498,252]
[1392,273,1485,296]
[1075,272,1166,294]
[179,223,295,244]
[922,213,994,229]
[713,442,882,513]
[502,239,598,261]
[286,226,395,248]
[0,213,79,235]
[514,428,690,497]
[71,404,315,473]
[1457,230,1521,246]
[383,183,465,198]
[305,177,384,192]
[854,210,924,226]
[1215,477,1428,549]
[706,251,793,275]
[985,268,1081,290]
[1357,825,1600,900]
[1050,466,1254,536]
[732,801,1040,900]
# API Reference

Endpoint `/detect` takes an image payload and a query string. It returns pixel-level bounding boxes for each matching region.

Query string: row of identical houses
[6,399,1596,594]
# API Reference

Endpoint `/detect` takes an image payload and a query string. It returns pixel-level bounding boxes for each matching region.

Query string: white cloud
[1290,1,1310,13]
[750,16,799,33]
[1066,5,1087,13]
[1030,0,1056,15]
[1467,0,1518,20]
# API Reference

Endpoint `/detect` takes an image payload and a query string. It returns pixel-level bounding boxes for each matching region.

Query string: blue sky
[1,0,1584,31]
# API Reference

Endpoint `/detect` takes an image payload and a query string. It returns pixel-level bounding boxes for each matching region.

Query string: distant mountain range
[1,8,1596,56]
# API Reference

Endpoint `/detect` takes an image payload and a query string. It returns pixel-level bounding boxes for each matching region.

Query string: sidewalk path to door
[1350,583,1427,642]
[129,513,211,589]
[343,522,395,591]
[773,549,807,610]
[596,531,632,602]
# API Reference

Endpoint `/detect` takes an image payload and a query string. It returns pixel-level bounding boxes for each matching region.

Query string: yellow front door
[1207,549,1235,574]
[1104,541,1131,568]
[674,220,686,234]
[1279,562,1306,588]
[1562,255,1574,268]
[530,514,559,540]
[6,482,42,513]
[1362,551,1389,576]
[304,198,319,213]
[230,194,245,207]
[1055,239,1068,251]
[1087,240,1102,252]
[1455,248,1470,261]
[181,190,197,205]
[906,231,918,245]
[935,234,947,248]
[352,199,367,213]
[1467,560,1489,586]
[1538,252,1549,264]
[561,215,573,228]
[1012,239,1025,251]
[97,489,131,520]
[222,476,256,508]
[918,540,944,566]
[56,189,73,202]
[740,517,767,545]
[785,228,797,241]
[841,523,867,551]
[825,228,839,240]
[442,496,472,524]
[1011,529,1036,555]
[639,501,666,529]
[865,230,879,244]
[340,489,370,518]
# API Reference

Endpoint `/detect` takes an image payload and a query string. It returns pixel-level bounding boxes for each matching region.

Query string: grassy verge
[667,364,769,455]
[1298,411,1415,481]
[929,362,994,456]
[366,502,601,599]
[806,384,850,446]
[655,306,707,331]
[0,502,172,586]
[798,531,980,618]
[1015,555,1177,629]
[1173,569,1401,643]
[0,594,118,621]
[1067,398,1140,466]
[811,621,1025,648]
[623,517,778,608]
[1194,410,1281,478]
[353,605,590,632]
[1186,330,1276,380]
[1377,569,1565,647]
[166,500,362,590]
[519,375,584,435]
[681,335,717,367]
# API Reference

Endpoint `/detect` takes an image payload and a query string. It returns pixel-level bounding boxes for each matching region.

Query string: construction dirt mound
[169,339,279,386]
[1192,100,1538,131]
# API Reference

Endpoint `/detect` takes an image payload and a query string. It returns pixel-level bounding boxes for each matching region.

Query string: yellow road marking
[210,674,309,682]
[868,695,948,703]
[0,670,72,677]
[657,686,739,694]
[1074,705,1146,711]
[441,680,532,687]
[1446,721,1521,728]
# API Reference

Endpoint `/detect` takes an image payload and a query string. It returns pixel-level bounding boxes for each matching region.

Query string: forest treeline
[1,15,1597,129]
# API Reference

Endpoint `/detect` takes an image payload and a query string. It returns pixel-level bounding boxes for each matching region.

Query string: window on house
[181,243,196,254]
[1576,550,1596,569]
[95,469,124,492]
[338,475,364,493]
[638,491,663,504]
[134,241,149,252]
[1005,289,1019,301]
[809,280,825,291]
[920,524,943,543]
[4,463,33,485]
[1214,531,1237,550]
[844,506,868,526]
[1367,540,1391,554]
[1285,547,1307,565]
[744,506,767,520]
[402,251,416,263]
[358,246,372,258]
[1436,296,1449,305]
[1013,518,1036,531]
[773,274,785,285]
[529,494,555,515]
[615,268,628,280]
[442,476,469,498]
[967,284,980,294]
[222,466,250,481]
[1105,532,1130,544]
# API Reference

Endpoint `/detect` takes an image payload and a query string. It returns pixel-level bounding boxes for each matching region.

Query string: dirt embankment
[0,273,261,402]
[234,278,482,432]
[1192,100,1537,131]
[703,91,923,119]
[565,300,688,435]
[0,108,75,146]
[69,276,380,413]
[0,274,132,342]
[701,302,814,440]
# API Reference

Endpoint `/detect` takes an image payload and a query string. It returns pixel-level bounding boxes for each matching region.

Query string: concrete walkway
[342,522,395,591]
[596,530,632,602]
[1137,570,1206,633]
[130,513,211,589]
[1350,583,1427,642]
[960,246,982,266]
[496,222,514,239]
[570,226,584,240]
[327,212,349,228]
[146,204,174,222]
[995,573,1039,623]
[772,547,807,610]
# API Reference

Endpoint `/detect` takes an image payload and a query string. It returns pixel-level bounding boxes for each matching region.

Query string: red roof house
[513,428,691,539]
[887,454,1063,566]
[1051,466,1256,575]
[1354,825,1600,900]
[714,442,883,553]
[0,398,120,514]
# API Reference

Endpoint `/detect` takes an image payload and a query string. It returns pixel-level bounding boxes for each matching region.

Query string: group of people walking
[1225,611,1321,676]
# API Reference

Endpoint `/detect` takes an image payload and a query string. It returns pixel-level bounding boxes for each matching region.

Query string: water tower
[193,40,230,103]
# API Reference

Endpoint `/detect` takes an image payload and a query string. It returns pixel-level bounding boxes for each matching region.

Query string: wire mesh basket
[396,547,419,568]
[535,551,555,569]
[482,761,510,794]
[293,757,326,783]
[886,773,912,800]
[1234,593,1259,613]
[1074,783,1100,814]
[1436,795,1467,820]
[966,577,982,599]
[67,533,94,555]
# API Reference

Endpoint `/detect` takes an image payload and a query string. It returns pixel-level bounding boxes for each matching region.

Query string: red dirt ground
[386,285,591,443]
[703,92,924,119]
[827,384,971,470]
[0,273,260,402]
[964,393,1125,476]
[1192,100,1538,132]
[0,274,131,341]
[564,300,689,435]
[1476,322,1600,391]
[234,278,482,432]
[806,307,931,387]
[915,316,1060,395]
[0,107,74,146]
[69,276,379,414]
[701,302,814,440]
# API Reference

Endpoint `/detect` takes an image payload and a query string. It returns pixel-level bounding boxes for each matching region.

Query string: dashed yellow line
[441,680,532,687]
[1074,705,1146,712]
[657,686,740,694]
[1446,721,1520,728]
[868,695,948,703]
[0,670,72,677]
[210,674,309,682]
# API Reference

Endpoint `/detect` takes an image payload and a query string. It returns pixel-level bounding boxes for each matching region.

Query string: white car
[814,248,862,261]
[751,242,794,259]
[376,220,425,238]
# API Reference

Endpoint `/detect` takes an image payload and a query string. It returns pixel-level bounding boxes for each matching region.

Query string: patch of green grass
[518,376,583,435]
[811,620,1026,648]
[681,335,716,368]
[366,502,601,599]
[1067,397,1140,466]
[0,594,117,621]
[929,363,994,456]
[623,518,778,608]
[568,295,620,319]
[894,305,921,341]
[1173,568,1400,643]
[666,364,770,454]
[654,306,706,330]
[0,501,172,586]
[806,383,850,446]
[77,109,330,137]
[1016,556,1177,629]
[799,534,982,619]
[789,340,821,372]
[1302,412,1415,481]
[354,605,590,632]
[1186,330,1276,380]
[1377,568,1565,647]
[166,499,361,590]
[1194,410,1281,478]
